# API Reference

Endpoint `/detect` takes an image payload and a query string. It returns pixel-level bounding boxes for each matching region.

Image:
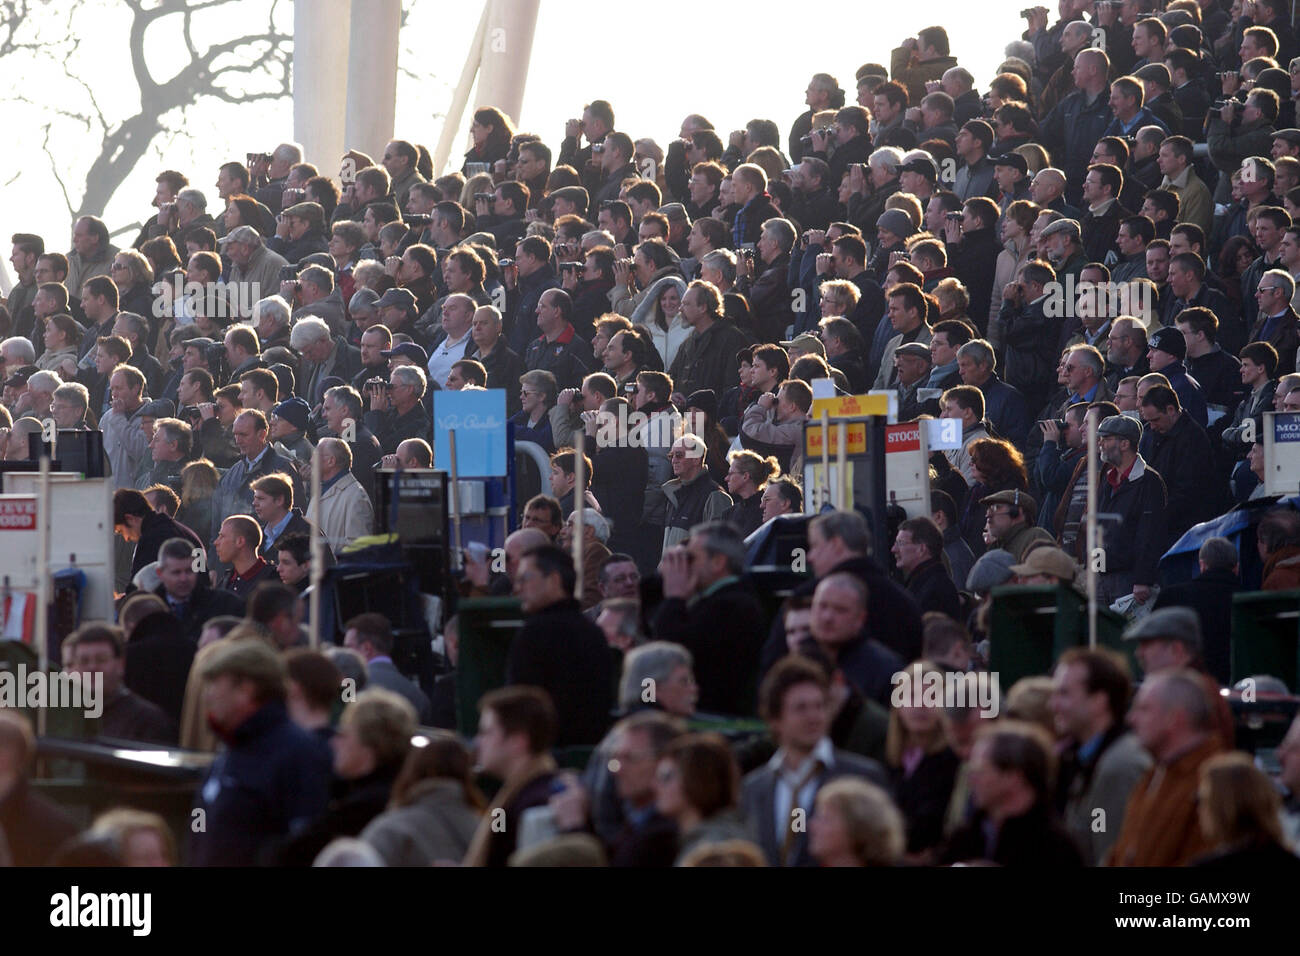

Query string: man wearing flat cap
[1093,414,1168,608]
[991,153,1030,213]
[895,341,940,419]
[269,201,328,262]
[1038,217,1088,283]
[374,287,428,349]
[979,488,1054,561]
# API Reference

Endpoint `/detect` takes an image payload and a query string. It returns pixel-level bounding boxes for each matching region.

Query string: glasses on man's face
[1257,286,1282,295]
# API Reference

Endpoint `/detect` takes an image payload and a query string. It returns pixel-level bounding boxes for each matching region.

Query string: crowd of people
[2,6,1300,869]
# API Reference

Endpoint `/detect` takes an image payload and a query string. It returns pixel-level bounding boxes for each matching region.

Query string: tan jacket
[305,470,374,553]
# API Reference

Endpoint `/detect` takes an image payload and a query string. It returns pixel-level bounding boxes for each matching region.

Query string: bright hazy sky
[1,0,1022,289]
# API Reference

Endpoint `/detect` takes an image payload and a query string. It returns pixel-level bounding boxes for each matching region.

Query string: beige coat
[305,470,374,553]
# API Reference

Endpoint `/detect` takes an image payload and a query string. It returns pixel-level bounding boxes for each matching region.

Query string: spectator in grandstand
[463,686,560,867]
[1258,508,1300,590]
[891,517,962,619]
[363,363,430,456]
[651,522,766,716]
[1193,751,1300,868]
[272,688,416,867]
[1094,414,1169,607]
[656,732,750,865]
[1107,670,1225,866]
[741,656,889,866]
[341,612,431,723]
[0,711,79,866]
[809,777,907,867]
[64,623,176,745]
[939,721,1084,867]
[190,639,331,866]
[507,545,614,746]
[359,731,484,867]
[306,438,374,553]
[1050,648,1152,865]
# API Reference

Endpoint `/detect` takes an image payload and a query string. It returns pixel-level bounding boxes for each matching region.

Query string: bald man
[1105,669,1224,866]
[808,572,904,706]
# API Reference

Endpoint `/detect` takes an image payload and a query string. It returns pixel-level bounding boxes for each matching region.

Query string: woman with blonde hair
[810,778,907,867]
[176,458,219,545]
[273,688,417,866]
[1012,143,1051,177]
[360,731,485,867]
[459,172,496,210]
[722,449,780,537]
[886,661,960,860]
[111,248,157,317]
[89,808,175,866]
[989,199,1039,340]
[1195,752,1300,868]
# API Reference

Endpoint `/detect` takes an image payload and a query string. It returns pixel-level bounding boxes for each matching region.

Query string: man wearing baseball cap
[1009,545,1078,587]
[991,153,1030,212]
[1094,415,1168,607]
[1146,325,1207,427]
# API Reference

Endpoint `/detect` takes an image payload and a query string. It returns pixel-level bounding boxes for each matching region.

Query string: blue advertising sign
[1273,412,1300,442]
[433,389,508,476]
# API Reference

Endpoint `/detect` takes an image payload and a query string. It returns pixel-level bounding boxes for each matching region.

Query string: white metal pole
[1086,412,1099,649]
[431,4,488,177]
[449,430,463,568]
[820,409,830,510]
[836,420,848,510]
[36,455,50,735]
[309,445,323,649]
[573,431,585,601]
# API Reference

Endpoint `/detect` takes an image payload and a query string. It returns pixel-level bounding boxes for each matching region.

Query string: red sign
[0,497,37,530]
[885,424,920,453]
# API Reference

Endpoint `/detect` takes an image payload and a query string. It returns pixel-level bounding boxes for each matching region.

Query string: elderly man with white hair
[556,508,613,611]
[0,337,36,379]
[291,264,346,335]
[18,369,62,420]
[426,293,476,390]
[252,295,292,351]
[223,225,289,319]
[170,188,215,239]
[291,316,362,404]
[659,433,732,552]
[305,437,374,553]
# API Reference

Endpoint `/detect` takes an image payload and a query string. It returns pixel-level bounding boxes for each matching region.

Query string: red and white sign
[885,424,921,453]
[0,497,37,530]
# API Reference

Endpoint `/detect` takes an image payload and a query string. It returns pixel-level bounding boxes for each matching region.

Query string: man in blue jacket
[190,640,331,866]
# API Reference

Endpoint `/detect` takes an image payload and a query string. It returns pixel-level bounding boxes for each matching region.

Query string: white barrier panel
[884,422,933,519]
[1264,411,1300,496]
[2,475,114,624]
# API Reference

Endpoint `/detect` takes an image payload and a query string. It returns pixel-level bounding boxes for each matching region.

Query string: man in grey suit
[741,656,891,866]
[1050,647,1152,865]
[342,613,431,724]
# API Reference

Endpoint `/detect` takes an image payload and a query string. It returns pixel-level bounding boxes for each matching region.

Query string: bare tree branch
[37,124,76,220]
